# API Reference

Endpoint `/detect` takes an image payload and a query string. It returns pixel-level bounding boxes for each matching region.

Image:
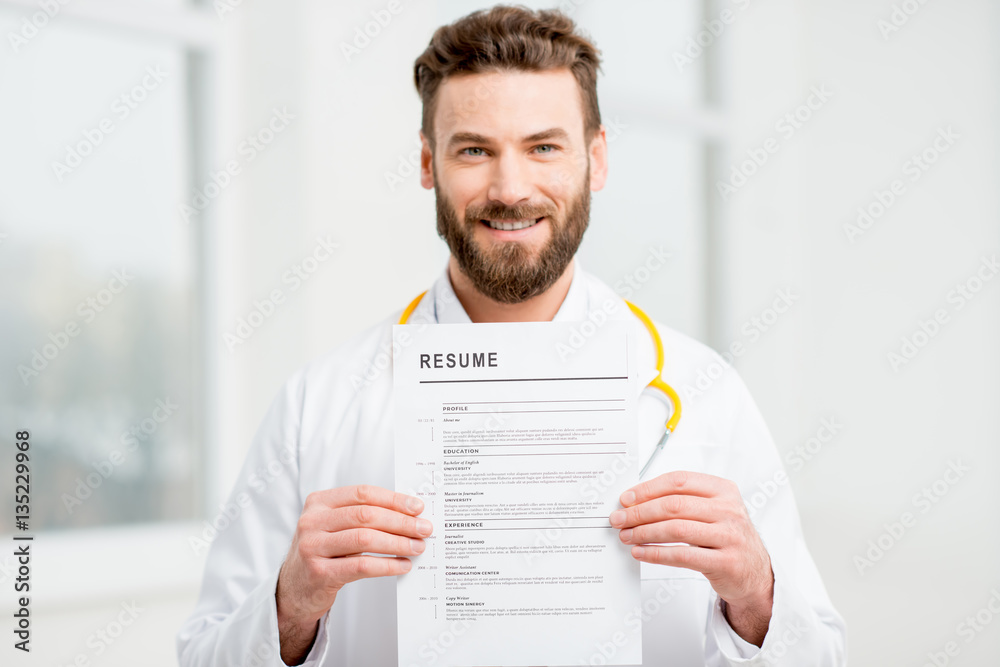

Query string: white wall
[725,0,1000,663]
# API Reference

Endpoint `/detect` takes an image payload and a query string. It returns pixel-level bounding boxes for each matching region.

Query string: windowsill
[1,521,208,611]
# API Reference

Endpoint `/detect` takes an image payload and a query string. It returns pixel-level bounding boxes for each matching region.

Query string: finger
[619,519,726,548]
[620,470,737,507]
[629,544,721,574]
[320,528,427,558]
[609,494,719,529]
[307,485,424,516]
[322,504,433,538]
[324,555,413,583]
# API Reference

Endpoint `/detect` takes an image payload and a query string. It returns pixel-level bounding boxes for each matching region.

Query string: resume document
[393,319,642,666]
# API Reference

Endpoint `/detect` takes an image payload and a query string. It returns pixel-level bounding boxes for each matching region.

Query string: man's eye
[462,147,486,157]
[535,144,556,154]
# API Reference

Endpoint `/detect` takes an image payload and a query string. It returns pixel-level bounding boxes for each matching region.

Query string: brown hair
[413,4,603,150]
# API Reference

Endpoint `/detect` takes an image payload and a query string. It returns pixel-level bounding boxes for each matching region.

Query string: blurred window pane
[0,11,201,531]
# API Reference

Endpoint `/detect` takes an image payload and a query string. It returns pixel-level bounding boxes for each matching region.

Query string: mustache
[465,203,556,222]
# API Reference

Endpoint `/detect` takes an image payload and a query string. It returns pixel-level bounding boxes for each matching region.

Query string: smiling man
[430,66,596,314]
[178,6,847,666]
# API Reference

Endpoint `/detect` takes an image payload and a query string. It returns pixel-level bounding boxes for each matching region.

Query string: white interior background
[1,0,998,665]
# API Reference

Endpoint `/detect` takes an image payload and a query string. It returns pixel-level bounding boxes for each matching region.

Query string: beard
[435,165,591,305]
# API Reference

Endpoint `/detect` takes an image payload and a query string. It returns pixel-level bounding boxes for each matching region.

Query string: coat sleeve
[176,372,335,667]
[702,369,848,666]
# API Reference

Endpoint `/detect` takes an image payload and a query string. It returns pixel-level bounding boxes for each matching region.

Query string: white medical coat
[177,261,847,666]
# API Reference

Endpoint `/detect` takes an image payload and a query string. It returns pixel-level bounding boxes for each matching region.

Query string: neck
[447,256,576,323]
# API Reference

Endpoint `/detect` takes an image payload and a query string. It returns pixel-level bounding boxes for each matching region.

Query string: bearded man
[178,6,846,666]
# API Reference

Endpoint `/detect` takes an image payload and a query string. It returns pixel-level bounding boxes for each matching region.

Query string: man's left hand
[609,470,775,647]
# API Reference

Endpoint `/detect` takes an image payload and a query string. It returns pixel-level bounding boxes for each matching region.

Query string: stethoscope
[398,292,682,478]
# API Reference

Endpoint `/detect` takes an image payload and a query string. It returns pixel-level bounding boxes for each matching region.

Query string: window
[0,2,215,532]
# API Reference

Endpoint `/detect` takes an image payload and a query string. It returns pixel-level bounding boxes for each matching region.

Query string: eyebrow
[446,127,571,149]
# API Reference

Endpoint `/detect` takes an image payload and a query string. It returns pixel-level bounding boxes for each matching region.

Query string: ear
[588,124,609,192]
[419,131,435,190]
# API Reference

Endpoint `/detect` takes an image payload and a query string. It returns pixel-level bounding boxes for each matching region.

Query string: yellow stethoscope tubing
[397,291,682,477]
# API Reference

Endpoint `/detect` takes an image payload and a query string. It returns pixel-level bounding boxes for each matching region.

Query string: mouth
[481,217,544,231]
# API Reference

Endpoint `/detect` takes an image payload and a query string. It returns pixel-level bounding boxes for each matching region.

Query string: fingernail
[609,510,626,526]
[401,559,412,572]
[632,546,645,559]
[411,539,425,554]
[417,519,433,536]
[619,528,633,543]
[621,491,636,506]
[407,497,423,513]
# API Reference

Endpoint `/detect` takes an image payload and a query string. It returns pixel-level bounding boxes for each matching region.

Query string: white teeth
[486,218,540,231]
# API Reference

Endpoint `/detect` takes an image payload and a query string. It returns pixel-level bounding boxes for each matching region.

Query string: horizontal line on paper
[443,452,627,457]
[443,526,613,531]
[445,517,611,521]
[456,409,625,414]
[440,442,627,447]
[419,376,627,384]
[441,399,626,404]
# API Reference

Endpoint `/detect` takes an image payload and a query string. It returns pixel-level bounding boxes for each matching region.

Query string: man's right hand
[275,485,432,664]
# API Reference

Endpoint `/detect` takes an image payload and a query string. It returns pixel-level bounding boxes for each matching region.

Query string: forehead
[433,68,585,143]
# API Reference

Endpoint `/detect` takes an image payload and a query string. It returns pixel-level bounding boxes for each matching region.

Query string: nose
[487,151,532,207]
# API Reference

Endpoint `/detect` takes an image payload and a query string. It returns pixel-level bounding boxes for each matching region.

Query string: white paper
[394,319,641,666]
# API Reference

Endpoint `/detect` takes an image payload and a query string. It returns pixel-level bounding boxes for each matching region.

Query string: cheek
[445,173,488,211]
[539,161,584,201]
